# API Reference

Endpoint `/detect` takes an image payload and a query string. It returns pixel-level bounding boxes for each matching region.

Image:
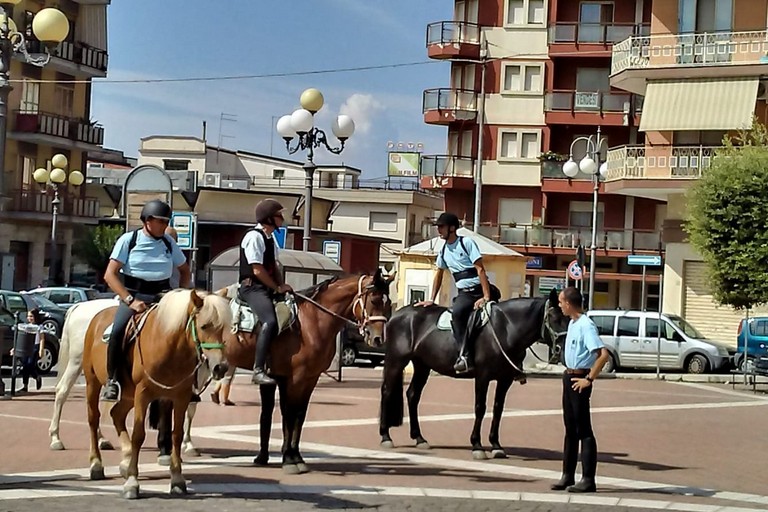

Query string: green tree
[686,121,768,310]
[73,225,124,282]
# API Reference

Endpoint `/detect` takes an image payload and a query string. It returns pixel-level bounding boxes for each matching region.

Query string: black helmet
[255,198,284,224]
[140,200,172,222]
[434,212,460,229]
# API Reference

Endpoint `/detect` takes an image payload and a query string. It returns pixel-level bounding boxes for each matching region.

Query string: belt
[564,368,590,376]
[452,268,478,281]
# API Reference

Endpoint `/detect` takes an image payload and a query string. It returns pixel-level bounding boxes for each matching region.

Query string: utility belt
[123,275,170,295]
[452,267,478,282]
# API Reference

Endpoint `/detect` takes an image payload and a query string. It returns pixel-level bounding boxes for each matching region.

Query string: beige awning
[639,78,758,132]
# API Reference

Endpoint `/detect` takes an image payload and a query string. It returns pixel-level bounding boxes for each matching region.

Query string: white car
[28,286,108,310]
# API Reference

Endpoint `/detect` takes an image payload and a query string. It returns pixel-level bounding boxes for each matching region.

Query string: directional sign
[567,259,583,280]
[323,240,341,265]
[627,254,662,266]
[273,226,287,249]
[170,212,195,250]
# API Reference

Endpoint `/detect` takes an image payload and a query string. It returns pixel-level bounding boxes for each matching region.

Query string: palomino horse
[379,288,569,459]
[83,289,231,499]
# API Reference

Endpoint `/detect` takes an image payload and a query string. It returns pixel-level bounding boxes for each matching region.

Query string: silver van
[585,310,731,374]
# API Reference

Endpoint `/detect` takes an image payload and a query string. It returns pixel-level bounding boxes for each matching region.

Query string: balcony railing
[605,145,719,181]
[611,30,768,75]
[427,21,480,46]
[545,90,632,113]
[549,22,650,45]
[477,223,663,252]
[11,190,100,218]
[422,88,478,114]
[15,111,105,146]
[26,39,108,73]
[420,155,474,178]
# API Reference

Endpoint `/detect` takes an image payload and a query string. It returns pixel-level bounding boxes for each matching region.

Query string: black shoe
[35,376,42,390]
[453,357,473,374]
[567,479,596,493]
[100,380,120,402]
[550,475,575,491]
[251,369,276,386]
[190,393,201,403]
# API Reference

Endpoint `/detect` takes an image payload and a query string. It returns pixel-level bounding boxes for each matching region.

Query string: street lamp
[563,126,609,311]
[276,88,355,251]
[0,3,70,205]
[32,154,84,285]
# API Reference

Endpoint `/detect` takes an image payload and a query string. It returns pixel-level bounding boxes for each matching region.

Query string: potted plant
[539,151,569,177]
[528,218,544,245]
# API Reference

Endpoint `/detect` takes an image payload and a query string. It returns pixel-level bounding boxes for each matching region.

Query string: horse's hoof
[296,462,310,474]
[122,488,139,500]
[183,446,201,458]
[50,440,65,451]
[89,465,105,481]
[99,439,114,450]
[416,441,431,450]
[170,482,188,495]
[253,454,269,466]
[119,461,129,479]
[491,449,507,459]
[472,450,488,460]
[157,455,171,467]
[282,464,300,475]
[380,440,394,449]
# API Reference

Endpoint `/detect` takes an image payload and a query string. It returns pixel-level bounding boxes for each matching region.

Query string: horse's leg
[489,377,513,459]
[155,401,172,466]
[181,401,200,457]
[110,398,134,479]
[254,383,276,466]
[86,380,105,480]
[470,377,490,460]
[406,362,431,449]
[276,378,300,474]
[169,398,190,495]
[49,356,83,451]
[290,381,319,474]
[379,356,407,449]
[123,388,149,500]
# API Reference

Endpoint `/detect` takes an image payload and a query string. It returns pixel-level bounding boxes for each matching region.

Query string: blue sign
[322,240,341,265]
[273,227,287,249]
[526,256,543,269]
[627,254,662,266]
[170,212,195,250]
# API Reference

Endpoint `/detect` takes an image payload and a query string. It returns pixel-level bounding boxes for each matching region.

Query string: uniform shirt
[435,236,482,289]
[564,314,605,369]
[110,230,186,282]
[241,223,280,265]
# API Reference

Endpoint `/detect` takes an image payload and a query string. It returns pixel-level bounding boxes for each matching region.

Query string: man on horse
[101,200,190,402]
[416,212,497,374]
[239,198,293,386]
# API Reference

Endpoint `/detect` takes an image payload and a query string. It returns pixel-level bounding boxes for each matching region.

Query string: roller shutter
[683,261,742,346]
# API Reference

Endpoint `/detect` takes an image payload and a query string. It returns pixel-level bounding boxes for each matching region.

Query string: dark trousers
[106,292,156,381]
[20,355,38,386]
[239,283,278,370]
[452,287,484,346]
[561,372,598,480]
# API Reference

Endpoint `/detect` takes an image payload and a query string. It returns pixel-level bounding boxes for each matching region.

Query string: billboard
[387,152,420,177]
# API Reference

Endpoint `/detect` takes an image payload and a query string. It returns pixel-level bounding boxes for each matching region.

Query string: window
[506,0,544,25]
[617,317,640,337]
[369,212,398,232]
[591,315,615,336]
[48,290,73,304]
[20,80,39,113]
[579,2,614,42]
[750,320,768,336]
[20,155,35,190]
[500,133,518,158]
[502,64,543,93]
[54,84,74,117]
[163,160,190,171]
[646,318,677,339]
[409,287,427,304]
[569,201,604,228]
[499,130,540,160]
[273,169,285,180]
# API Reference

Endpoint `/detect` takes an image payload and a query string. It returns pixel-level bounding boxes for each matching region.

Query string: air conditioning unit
[203,172,220,188]
[221,179,249,190]
[757,80,768,101]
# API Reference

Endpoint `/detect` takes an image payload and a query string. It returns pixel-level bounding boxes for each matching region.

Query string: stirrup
[453,357,472,373]
[100,380,122,402]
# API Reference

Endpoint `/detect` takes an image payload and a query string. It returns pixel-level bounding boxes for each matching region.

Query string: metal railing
[426,21,480,46]
[420,155,474,178]
[476,223,663,252]
[11,190,100,218]
[549,22,649,45]
[545,90,632,113]
[15,111,104,146]
[197,172,438,194]
[422,88,478,113]
[26,39,108,72]
[605,145,720,181]
[612,30,768,75]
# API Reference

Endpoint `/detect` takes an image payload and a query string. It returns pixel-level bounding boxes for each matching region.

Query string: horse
[379,287,569,459]
[48,298,209,461]
[82,289,232,499]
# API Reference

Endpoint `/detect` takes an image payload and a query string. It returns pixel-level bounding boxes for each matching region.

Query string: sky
[91,0,453,180]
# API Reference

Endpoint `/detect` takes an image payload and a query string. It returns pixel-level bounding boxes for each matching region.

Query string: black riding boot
[101,335,122,402]
[568,437,597,493]
[453,334,474,374]
[551,435,578,490]
[252,329,276,386]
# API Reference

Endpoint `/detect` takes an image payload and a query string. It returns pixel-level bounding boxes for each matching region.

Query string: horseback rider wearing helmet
[101,199,190,402]
[239,198,293,386]
[416,212,499,374]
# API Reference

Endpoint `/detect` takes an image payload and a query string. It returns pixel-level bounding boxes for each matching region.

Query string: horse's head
[354,268,394,347]
[543,288,570,362]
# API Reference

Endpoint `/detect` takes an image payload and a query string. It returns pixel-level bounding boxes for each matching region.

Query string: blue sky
[91,0,452,179]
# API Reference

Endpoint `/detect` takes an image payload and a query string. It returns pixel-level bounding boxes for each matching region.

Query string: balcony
[477,223,663,253]
[419,155,475,190]
[611,30,768,94]
[13,111,105,149]
[423,88,478,125]
[8,190,100,219]
[25,40,108,77]
[544,90,633,125]
[549,22,649,56]
[426,21,481,60]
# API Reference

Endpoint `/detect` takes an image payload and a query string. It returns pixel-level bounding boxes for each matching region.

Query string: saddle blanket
[101,306,155,344]
[436,302,493,331]
[226,283,296,334]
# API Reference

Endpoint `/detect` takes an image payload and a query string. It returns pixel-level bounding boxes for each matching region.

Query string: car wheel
[686,354,709,374]
[737,355,755,373]
[603,353,617,373]
[41,319,60,338]
[340,345,357,367]
[37,345,57,374]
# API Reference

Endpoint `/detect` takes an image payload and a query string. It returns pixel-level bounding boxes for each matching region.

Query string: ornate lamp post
[562,126,608,311]
[276,88,355,251]
[0,2,69,206]
[32,154,84,285]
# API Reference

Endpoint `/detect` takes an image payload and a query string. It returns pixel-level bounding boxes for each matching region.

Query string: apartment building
[0,0,108,290]
[421,0,666,309]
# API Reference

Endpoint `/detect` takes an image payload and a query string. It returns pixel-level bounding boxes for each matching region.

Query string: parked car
[0,290,64,374]
[340,325,385,367]
[586,310,731,374]
[29,286,110,310]
[734,317,768,372]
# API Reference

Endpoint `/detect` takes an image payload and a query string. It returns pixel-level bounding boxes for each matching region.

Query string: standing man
[552,286,609,493]
[165,226,182,288]
[239,198,293,386]
[416,212,497,373]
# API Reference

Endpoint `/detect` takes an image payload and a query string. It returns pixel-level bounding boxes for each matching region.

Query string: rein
[528,299,568,365]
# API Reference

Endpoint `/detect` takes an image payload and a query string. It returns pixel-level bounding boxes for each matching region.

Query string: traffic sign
[627,255,662,266]
[567,259,583,280]
[273,227,287,249]
[323,240,341,265]
[170,212,195,250]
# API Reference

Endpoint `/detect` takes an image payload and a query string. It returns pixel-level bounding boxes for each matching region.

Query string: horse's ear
[191,290,205,309]
[385,271,397,284]
[549,287,559,304]
[215,287,228,298]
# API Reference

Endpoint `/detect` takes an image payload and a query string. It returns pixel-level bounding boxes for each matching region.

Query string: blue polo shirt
[564,314,605,369]
[110,230,186,282]
[435,236,482,290]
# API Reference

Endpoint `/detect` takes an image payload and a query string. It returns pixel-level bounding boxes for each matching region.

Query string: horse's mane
[155,289,231,336]
[296,275,341,301]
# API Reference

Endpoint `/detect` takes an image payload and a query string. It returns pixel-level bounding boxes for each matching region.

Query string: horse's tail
[55,303,78,387]
[380,318,405,429]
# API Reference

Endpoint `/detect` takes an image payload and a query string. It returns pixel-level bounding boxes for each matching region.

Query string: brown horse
[82,289,232,499]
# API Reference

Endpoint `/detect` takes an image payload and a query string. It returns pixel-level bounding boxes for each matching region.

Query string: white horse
[49,298,205,462]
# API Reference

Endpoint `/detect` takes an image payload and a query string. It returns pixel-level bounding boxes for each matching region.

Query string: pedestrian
[11,309,45,392]
[165,226,182,289]
[210,370,236,406]
[551,286,609,493]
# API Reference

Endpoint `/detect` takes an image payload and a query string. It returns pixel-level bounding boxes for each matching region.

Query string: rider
[101,200,190,402]
[417,212,497,374]
[239,198,293,386]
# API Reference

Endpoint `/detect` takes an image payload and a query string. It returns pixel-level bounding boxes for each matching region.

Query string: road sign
[170,212,195,250]
[627,255,662,266]
[273,227,287,249]
[323,240,341,265]
[567,259,583,280]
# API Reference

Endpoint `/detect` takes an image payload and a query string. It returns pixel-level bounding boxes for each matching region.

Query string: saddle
[226,283,296,334]
[435,302,494,331]
[101,305,157,346]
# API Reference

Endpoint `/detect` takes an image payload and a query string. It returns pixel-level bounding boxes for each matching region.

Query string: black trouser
[20,354,38,386]
[561,372,597,480]
[239,283,278,371]
[452,286,484,347]
[107,292,157,381]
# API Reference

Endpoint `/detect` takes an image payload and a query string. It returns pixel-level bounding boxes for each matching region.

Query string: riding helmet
[255,198,284,224]
[434,212,461,229]
[140,199,172,222]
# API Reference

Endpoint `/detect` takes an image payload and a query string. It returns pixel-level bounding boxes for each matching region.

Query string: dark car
[340,325,386,367]
[0,290,64,374]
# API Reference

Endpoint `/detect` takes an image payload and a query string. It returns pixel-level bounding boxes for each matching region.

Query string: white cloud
[339,93,384,136]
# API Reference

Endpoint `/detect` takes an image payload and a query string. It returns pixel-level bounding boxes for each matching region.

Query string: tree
[686,121,768,311]
[73,225,124,282]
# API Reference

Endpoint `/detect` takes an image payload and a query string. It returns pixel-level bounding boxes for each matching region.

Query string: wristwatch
[585,375,594,383]
[122,294,135,306]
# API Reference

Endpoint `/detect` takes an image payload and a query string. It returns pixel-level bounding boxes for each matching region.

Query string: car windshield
[667,315,706,339]
[24,293,60,309]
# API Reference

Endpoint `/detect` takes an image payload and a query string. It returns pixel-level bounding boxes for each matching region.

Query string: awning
[639,78,758,131]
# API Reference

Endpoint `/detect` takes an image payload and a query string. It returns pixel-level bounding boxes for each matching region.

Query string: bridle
[532,299,568,364]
